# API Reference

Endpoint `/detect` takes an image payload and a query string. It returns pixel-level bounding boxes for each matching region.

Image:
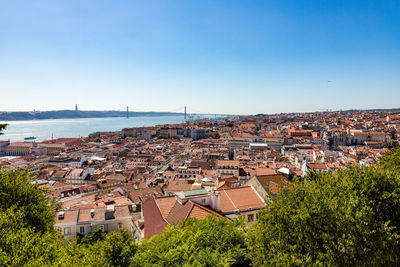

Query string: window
[201,199,206,205]
[64,227,71,235]
[247,214,254,222]
[80,226,85,234]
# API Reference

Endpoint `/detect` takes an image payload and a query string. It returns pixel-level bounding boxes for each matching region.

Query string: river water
[0,116,186,142]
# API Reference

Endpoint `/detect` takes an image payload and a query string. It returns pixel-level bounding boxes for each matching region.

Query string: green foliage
[247,157,400,266]
[3,147,400,266]
[0,207,100,266]
[53,240,101,266]
[0,169,127,266]
[0,124,6,135]
[385,140,400,151]
[88,131,101,138]
[380,143,400,172]
[78,227,137,266]
[0,169,59,233]
[133,216,248,266]
[90,230,137,267]
[295,169,326,183]
[78,226,107,245]
[211,131,221,139]
[0,208,59,266]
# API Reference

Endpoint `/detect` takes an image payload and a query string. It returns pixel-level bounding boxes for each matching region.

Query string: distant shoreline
[1,108,398,121]
[0,110,183,121]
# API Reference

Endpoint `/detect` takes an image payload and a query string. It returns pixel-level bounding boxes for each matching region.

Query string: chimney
[210,191,221,212]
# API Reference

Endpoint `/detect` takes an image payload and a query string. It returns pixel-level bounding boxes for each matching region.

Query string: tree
[380,143,400,172]
[212,131,220,139]
[0,208,62,266]
[0,169,74,266]
[133,216,249,266]
[0,124,6,135]
[3,147,400,266]
[0,169,59,233]
[90,230,137,267]
[78,227,107,245]
[384,140,400,151]
[0,168,139,266]
[247,155,400,266]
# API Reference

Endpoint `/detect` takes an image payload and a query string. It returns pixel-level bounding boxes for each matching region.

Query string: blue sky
[0,0,399,115]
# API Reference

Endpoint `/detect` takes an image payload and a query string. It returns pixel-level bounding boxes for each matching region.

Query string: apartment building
[55,205,134,240]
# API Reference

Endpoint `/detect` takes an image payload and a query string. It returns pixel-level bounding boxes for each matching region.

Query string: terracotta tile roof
[79,184,99,192]
[67,168,84,177]
[242,167,256,177]
[218,186,266,213]
[52,181,70,187]
[62,194,96,209]
[52,170,69,177]
[40,143,65,148]
[154,196,177,219]
[105,173,126,181]
[256,167,277,176]
[78,208,98,222]
[143,197,168,238]
[144,196,222,238]
[77,206,130,223]
[165,179,192,192]
[307,162,328,170]
[55,209,79,224]
[165,200,221,224]
[220,176,239,183]
[257,173,287,184]
[166,201,193,224]
[114,205,131,219]
[216,180,228,190]
[202,169,216,177]
[266,181,280,195]
[8,142,34,147]
[122,184,163,204]
[189,202,222,219]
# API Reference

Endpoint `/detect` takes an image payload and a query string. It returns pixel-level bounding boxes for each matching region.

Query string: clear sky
[0,0,399,115]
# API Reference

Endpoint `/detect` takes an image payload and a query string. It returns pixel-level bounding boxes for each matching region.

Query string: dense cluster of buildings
[1,111,399,240]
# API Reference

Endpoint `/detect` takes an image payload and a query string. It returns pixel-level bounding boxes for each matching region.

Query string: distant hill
[0,110,183,121]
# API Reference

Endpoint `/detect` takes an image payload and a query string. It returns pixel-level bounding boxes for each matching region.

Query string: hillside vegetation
[1,147,400,266]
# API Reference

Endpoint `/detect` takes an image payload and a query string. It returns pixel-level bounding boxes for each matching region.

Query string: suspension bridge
[125,106,233,122]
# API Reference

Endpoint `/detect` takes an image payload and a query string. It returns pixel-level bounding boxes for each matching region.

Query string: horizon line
[1,107,400,117]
